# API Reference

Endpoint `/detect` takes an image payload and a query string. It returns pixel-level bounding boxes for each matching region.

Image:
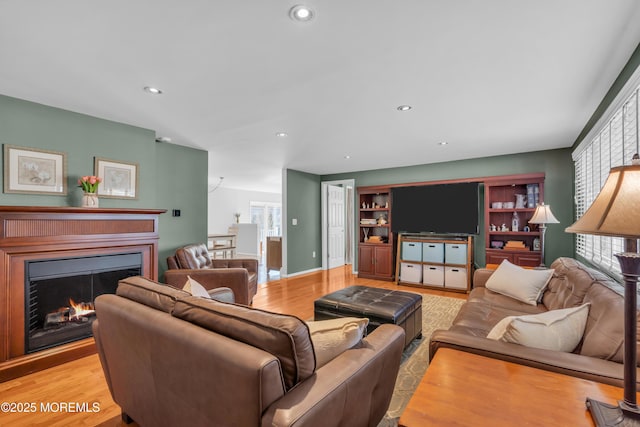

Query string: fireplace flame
[68,298,95,320]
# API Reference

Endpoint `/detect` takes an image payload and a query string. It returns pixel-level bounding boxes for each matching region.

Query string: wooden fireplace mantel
[0,206,166,381]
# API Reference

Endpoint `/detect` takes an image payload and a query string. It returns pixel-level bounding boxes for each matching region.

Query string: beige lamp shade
[565,165,640,239]
[529,204,559,225]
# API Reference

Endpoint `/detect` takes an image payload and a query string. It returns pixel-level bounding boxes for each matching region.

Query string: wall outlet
[312,251,316,258]
[292,218,298,226]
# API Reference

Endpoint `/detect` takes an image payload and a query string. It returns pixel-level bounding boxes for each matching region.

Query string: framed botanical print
[3,144,67,195]
[95,157,138,199]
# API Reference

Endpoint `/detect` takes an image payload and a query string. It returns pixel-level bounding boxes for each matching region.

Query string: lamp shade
[565,165,640,239]
[529,204,559,225]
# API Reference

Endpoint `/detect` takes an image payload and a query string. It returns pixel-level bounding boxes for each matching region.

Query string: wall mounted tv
[391,182,480,235]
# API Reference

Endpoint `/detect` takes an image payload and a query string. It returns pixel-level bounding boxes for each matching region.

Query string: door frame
[321,179,355,273]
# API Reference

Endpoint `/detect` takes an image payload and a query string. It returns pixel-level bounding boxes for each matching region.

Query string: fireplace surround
[0,206,165,381]
[25,252,143,353]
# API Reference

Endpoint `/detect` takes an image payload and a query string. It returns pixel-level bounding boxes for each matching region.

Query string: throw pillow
[487,303,590,352]
[306,317,369,368]
[485,259,553,305]
[183,275,210,298]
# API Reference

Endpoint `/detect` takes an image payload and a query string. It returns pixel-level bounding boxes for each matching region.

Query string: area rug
[377,294,466,427]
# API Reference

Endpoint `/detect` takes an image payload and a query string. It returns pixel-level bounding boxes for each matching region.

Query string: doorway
[321,179,355,272]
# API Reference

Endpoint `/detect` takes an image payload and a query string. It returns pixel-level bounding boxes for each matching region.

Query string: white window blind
[572,75,640,275]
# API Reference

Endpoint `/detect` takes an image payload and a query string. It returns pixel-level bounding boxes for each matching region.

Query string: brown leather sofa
[165,243,258,305]
[430,257,640,387]
[93,276,405,427]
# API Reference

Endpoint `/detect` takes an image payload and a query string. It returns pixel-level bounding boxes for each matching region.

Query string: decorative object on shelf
[515,194,526,209]
[511,211,520,231]
[3,145,68,195]
[491,202,503,209]
[95,157,138,199]
[528,204,559,268]
[377,214,387,225]
[368,236,382,243]
[565,154,640,427]
[501,224,509,232]
[490,224,497,231]
[490,240,504,249]
[78,175,102,208]
[362,228,369,242]
[504,202,515,209]
[533,237,541,251]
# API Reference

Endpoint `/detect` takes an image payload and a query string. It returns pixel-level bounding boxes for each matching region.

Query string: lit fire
[68,298,95,321]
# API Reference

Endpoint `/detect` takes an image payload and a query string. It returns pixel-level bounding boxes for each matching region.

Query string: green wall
[0,94,208,278]
[285,148,574,275]
[286,169,322,273]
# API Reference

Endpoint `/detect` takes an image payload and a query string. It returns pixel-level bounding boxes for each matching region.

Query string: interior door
[327,184,346,269]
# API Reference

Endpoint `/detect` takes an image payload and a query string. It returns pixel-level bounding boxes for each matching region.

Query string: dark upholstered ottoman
[314,286,422,348]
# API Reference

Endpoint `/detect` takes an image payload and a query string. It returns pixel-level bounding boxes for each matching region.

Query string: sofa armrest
[430,329,630,387]
[211,258,258,273]
[473,268,494,288]
[164,268,252,305]
[261,324,405,427]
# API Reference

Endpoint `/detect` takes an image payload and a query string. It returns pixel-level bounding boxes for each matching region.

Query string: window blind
[572,73,640,275]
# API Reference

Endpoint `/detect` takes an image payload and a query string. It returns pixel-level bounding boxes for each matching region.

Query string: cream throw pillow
[182,275,210,298]
[306,317,369,368]
[485,259,553,305]
[487,303,590,352]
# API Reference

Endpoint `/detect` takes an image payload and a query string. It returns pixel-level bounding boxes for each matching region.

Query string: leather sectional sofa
[430,257,639,387]
[93,276,405,426]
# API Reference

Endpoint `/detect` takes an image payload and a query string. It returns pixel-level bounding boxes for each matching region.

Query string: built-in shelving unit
[484,173,545,267]
[357,185,394,281]
[395,233,473,293]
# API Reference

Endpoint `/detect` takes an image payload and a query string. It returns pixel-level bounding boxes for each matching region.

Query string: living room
[2,1,640,426]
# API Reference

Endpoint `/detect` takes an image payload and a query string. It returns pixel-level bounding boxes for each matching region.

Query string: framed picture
[95,157,138,199]
[3,145,67,195]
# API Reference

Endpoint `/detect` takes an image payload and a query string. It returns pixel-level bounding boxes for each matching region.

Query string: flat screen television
[391,183,479,235]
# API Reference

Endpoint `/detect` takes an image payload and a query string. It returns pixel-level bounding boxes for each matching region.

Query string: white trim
[282,267,322,278]
[281,168,288,277]
[573,65,640,159]
[321,179,356,275]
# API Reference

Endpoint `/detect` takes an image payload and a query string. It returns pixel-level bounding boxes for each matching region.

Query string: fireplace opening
[25,253,142,353]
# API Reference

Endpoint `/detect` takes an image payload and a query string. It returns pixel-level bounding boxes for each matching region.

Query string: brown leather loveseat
[430,257,640,387]
[93,276,405,427]
[165,243,258,305]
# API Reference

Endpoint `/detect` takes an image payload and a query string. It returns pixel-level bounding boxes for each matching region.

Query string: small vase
[82,192,99,208]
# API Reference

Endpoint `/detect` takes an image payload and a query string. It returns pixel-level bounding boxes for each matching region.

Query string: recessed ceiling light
[144,86,163,95]
[276,132,288,137]
[155,136,172,143]
[344,155,351,159]
[438,141,448,146]
[397,105,412,111]
[289,5,314,22]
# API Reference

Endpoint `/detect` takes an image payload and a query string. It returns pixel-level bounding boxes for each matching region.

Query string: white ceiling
[1,1,640,194]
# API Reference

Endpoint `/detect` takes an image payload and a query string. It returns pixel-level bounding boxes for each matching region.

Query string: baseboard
[283,267,322,278]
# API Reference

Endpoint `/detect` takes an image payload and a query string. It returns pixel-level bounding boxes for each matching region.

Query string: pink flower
[89,176,97,184]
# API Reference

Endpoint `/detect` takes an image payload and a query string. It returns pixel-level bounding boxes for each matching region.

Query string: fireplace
[25,253,142,353]
[0,206,165,382]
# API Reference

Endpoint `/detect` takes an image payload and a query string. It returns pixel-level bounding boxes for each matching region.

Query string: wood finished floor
[0,266,466,427]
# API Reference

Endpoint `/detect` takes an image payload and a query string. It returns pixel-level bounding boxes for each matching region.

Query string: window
[250,202,282,259]
[572,74,640,275]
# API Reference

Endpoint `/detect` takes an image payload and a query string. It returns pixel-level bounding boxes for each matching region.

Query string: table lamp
[528,203,559,268]
[565,154,640,426]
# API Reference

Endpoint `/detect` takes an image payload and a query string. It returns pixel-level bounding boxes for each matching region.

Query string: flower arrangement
[78,175,102,193]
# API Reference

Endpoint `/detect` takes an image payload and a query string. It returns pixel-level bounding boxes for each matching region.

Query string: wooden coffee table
[399,348,638,426]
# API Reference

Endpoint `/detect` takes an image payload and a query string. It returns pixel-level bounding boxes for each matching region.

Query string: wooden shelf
[485,173,545,268]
